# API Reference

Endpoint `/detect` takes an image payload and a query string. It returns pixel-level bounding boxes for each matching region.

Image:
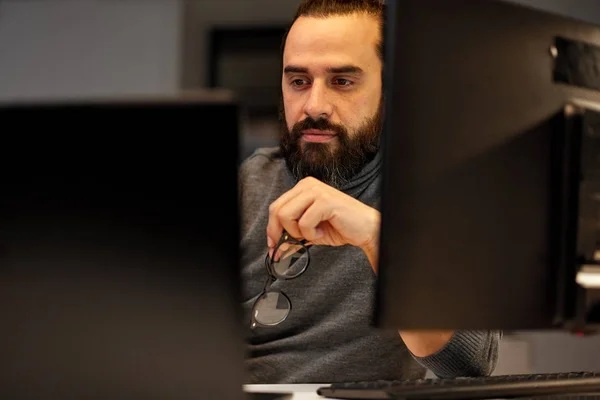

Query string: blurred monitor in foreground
[0,92,246,399]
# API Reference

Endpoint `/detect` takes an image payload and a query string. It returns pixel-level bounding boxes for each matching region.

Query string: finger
[267,192,299,249]
[266,178,321,247]
[297,197,332,242]
[266,218,283,253]
[273,241,304,263]
[268,177,316,219]
[270,189,318,243]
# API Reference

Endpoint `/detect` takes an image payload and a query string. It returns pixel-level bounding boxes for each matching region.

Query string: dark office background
[1,0,600,376]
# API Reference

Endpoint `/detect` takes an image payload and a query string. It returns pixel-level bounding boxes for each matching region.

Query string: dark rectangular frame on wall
[205,25,287,118]
[206,26,287,89]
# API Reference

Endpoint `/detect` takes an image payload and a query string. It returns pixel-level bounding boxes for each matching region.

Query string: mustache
[291,117,345,137]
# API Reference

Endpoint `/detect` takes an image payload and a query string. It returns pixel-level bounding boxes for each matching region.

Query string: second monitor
[377,0,600,333]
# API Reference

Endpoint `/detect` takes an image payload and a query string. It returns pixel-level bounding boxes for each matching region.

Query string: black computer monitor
[0,92,246,399]
[377,0,600,333]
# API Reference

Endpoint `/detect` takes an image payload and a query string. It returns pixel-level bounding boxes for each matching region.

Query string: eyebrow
[283,65,364,74]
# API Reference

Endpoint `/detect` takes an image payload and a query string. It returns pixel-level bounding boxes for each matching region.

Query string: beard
[279,100,383,189]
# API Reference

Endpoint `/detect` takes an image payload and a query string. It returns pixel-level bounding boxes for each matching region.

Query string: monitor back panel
[378,0,600,331]
[0,94,246,399]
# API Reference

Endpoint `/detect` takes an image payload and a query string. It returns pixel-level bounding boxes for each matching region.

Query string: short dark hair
[281,0,385,62]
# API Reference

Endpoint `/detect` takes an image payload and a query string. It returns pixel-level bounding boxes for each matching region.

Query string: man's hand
[399,330,455,358]
[268,178,455,355]
[266,177,381,272]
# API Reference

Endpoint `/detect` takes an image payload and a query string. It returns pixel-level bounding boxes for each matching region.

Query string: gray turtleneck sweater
[239,147,501,384]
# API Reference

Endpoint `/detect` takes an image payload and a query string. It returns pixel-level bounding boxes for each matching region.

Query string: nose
[303,81,333,120]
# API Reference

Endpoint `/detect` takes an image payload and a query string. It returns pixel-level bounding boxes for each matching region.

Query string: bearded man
[238,0,501,385]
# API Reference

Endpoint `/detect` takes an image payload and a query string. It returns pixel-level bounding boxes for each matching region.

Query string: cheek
[337,97,378,134]
[339,99,368,125]
[282,93,304,129]
[354,95,379,119]
[283,106,295,131]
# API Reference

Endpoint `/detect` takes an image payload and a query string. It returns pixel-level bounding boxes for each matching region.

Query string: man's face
[280,13,383,188]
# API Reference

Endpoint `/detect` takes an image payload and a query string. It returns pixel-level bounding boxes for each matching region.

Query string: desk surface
[245,384,332,400]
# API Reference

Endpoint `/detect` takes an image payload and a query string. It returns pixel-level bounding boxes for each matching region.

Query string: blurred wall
[0,0,180,101]
[506,0,600,24]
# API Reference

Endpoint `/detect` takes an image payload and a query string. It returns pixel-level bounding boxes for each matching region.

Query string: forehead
[283,14,380,72]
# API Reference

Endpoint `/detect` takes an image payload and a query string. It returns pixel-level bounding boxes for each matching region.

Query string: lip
[302,129,337,143]
[302,129,336,136]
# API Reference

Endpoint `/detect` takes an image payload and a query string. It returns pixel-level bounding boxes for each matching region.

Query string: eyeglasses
[250,230,311,329]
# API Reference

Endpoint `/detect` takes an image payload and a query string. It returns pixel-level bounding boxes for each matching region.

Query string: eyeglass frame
[250,230,311,329]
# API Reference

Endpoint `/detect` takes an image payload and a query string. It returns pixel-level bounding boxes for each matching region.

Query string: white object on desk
[244,384,333,400]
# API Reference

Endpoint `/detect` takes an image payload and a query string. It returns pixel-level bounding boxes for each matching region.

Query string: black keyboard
[316,371,600,400]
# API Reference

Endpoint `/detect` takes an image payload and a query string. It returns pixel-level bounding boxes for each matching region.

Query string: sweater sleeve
[409,330,502,378]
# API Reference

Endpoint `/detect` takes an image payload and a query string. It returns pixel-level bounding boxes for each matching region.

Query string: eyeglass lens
[271,242,309,278]
[252,291,291,327]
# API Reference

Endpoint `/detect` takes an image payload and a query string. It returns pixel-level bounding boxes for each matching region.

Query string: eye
[291,79,309,87]
[334,78,353,87]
